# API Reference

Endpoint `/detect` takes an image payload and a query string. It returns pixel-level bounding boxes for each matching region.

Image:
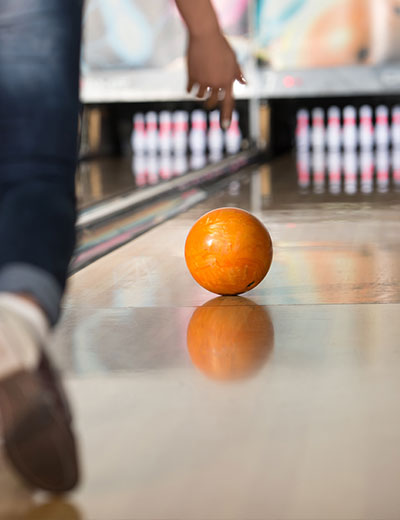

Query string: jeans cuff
[0,263,62,326]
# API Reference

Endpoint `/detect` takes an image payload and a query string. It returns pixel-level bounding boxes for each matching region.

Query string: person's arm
[175,0,246,128]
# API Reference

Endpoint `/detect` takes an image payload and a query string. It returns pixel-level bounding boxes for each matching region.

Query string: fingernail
[222,119,230,130]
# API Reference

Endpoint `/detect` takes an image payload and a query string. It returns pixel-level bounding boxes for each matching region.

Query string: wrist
[188,19,221,39]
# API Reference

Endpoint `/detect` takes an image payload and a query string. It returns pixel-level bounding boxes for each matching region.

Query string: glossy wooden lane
[55,303,400,520]
[2,155,400,519]
[67,164,400,308]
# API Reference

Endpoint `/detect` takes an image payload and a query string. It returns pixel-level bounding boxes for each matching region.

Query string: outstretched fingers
[220,85,234,129]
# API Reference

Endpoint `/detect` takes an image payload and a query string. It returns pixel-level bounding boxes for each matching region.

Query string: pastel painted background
[256,0,400,69]
[82,0,250,70]
[82,0,400,71]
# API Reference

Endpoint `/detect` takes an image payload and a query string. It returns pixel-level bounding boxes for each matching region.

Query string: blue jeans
[0,0,82,325]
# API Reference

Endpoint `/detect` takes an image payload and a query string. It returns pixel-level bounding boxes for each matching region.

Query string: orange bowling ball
[187,296,274,381]
[185,207,273,295]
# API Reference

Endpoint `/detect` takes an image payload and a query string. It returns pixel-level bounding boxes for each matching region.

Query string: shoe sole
[0,370,79,493]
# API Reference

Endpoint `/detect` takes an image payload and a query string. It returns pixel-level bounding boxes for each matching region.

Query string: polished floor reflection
[296,147,400,195]
[3,153,400,519]
[76,151,239,210]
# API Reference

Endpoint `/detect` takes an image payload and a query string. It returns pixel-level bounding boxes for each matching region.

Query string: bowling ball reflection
[187,297,274,381]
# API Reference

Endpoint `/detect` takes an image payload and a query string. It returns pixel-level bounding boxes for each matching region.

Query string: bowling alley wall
[82,0,400,72]
[79,1,400,168]
[256,0,400,69]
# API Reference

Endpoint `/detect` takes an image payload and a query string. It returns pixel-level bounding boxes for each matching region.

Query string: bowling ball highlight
[187,296,274,381]
[185,207,273,295]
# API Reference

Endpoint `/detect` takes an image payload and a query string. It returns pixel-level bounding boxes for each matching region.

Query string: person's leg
[0,0,82,492]
[0,0,81,321]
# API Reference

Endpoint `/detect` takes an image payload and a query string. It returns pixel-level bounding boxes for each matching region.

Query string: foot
[0,299,79,493]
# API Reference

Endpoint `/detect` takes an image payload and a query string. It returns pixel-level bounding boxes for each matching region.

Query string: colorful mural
[256,0,400,69]
[82,0,400,72]
[82,0,250,70]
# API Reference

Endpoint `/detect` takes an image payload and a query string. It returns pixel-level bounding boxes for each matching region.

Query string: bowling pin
[131,113,146,154]
[359,105,374,150]
[375,105,390,149]
[328,151,341,194]
[342,105,357,151]
[190,152,207,170]
[189,110,207,154]
[297,149,310,190]
[159,153,172,181]
[173,153,188,176]
[225,110,242,154]
[376,147,389,193]
[295,109,310,151]
[145,111,158,154]
[172,111,188,155]
[343,150,357,194]
[392,148,400,188]
[312,149,325,193]
[326,106,341,151]
[391,105,400,148]
[360,150,374,194]
[208,110,224,156]
[159,111,172,154]
[147,153,159,185]
[311,107,325,150]
[132,154,147,187]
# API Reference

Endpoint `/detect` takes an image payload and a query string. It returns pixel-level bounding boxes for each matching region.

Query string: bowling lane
[3,153,400,519]
[68,154,400,309]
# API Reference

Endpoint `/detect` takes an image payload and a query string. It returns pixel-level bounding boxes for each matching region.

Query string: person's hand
[186,30,246,128]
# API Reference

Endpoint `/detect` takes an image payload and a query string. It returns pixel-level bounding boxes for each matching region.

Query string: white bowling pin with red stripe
[342,106,357,151]
[131,113,146,154]
[159,111,172,154]
[145,111,158,154]
[327,106,341,151]
[375,105,390,149]
[172,111,188,155]
[358,105,374,150]
[296,109,310,150]
[225,110,242,154]
[189,110,207,154]
[208,110,224,155]
[311,108,325,150]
